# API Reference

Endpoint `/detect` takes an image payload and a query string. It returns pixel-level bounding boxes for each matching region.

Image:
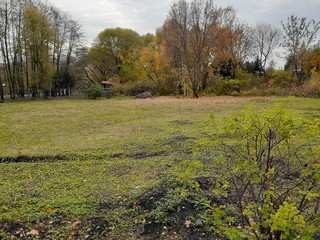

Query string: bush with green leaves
[272,70,298,87]
[84,84,105,99]
[215,70,252,96]
[203,103,320,239]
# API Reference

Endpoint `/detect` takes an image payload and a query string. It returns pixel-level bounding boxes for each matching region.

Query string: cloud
[53,0,320,47]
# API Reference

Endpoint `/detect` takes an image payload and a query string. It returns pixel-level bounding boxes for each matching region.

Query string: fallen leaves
[26,229,39,237]
[185,219,192,228]
[46,208,56,214]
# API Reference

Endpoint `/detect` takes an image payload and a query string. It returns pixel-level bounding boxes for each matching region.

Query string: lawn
[0,96,319,239]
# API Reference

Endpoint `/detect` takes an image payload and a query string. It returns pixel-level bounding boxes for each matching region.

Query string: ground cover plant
[0,96,319,239]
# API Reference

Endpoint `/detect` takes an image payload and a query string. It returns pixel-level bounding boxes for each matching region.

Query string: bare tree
[282,14,320,79]
[253,22,282,75]
[214,9,254,78]
[220,9,254,64]
[164,0,228,97]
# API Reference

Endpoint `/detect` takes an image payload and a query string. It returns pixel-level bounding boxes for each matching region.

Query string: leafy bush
[202,103,320,239]
[272,70,298,87]
[214,70,253,95]
[215,79,238,95]
[104,88,116,99]
[215,79,249,95]
[84,84,105,99]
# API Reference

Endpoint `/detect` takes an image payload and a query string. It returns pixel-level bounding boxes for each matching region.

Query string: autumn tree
[54,18,82,96]
[162,0,251,97]
[303,47,320,75]
[282,15,320,80]
[0,0,83,99]
[212,10,253,79]
[162,0,232,97]
[23,4,54,97]
[86,28,143,84]
[0,0,25,98]
[139,34,162,91]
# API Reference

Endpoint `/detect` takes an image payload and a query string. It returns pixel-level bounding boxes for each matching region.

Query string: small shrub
[214,70,254,95]
[104,88,116,99]
[84,84,105,99]
[272,70,298,87]
[215,79,249,95]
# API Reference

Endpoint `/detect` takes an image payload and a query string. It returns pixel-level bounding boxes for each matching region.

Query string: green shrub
[214,70,255,95]
[84,84,105,99]
[272,70,298,87]
[104,88,116,98]
[215,79,249,95]
[202,103,320,239]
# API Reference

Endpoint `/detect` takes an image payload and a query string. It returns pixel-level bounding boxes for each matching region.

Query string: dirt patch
[0,215,110,239]
[0,154,68,163]
[110,151,169,160]
[130,151,169,159]
[0,151,168,163]
[141,200,211,239]
[0,221,25,237]
[0,177,221,239]
[171,119,193,126]
[109,153,125,158]
[73,217,110,238]
[132,178,216,240]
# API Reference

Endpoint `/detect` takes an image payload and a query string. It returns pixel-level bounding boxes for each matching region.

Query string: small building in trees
[101,81,113,90]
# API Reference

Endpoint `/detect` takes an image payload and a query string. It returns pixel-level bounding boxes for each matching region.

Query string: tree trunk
[0,79,4,101]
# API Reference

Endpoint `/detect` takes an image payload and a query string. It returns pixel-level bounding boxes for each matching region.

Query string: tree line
[0,0,82,99]
[1,0,320,99]
[85,0,320,98]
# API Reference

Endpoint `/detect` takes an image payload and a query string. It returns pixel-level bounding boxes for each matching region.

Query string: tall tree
[253,22,282,75]
[23,3,54,97]
[0,0,83,99]
[212,10,253,79]
[282,14,320,79]
[86,28,142,83]
[163,0,231,97]
[0,0,21,98]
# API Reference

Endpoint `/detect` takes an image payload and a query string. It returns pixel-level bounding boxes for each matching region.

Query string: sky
[52,0,320,44]
[52,0,320,68]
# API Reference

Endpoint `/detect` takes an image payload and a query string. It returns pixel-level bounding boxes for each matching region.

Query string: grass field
[0,96,319,239]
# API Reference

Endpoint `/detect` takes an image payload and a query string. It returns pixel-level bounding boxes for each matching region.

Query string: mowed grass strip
[0,96,319,225]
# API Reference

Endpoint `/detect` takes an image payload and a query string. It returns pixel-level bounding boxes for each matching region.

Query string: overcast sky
[52,0,320,46]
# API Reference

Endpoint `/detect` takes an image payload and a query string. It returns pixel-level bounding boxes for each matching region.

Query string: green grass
[0,96,319,238]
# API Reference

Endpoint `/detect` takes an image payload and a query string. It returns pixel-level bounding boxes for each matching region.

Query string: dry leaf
[71,221,81,230]
[185,220,192,228]
[27,229,39,236]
